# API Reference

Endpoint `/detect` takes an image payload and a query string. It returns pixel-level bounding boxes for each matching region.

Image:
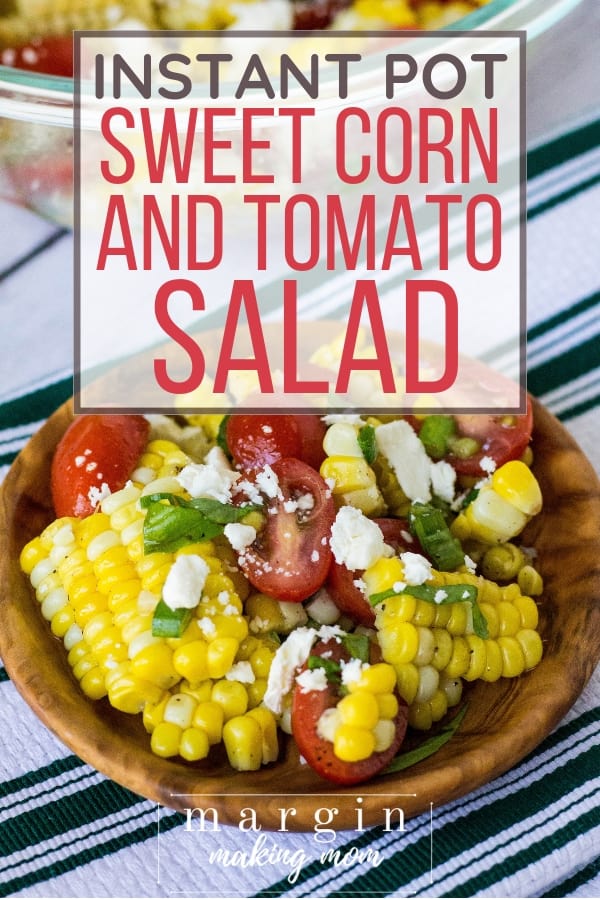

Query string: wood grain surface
[1,398,599,830]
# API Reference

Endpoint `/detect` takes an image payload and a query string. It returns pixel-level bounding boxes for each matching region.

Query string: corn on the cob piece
[21,436,251,717]
[315,661,400,761]
[364,555,543,728]
[320,421,386,516]
[452,460,542,544]
[144,676,279,767]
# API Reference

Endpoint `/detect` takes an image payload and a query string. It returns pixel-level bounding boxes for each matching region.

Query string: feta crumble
[400,551,433,586]
[224,522,257,553]
[329,506,388,571]
[162,554,210,610]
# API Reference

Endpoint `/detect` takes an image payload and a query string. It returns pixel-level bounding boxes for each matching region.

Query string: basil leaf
[140,492,261,554]
[357,424,378,465]
[370,582,488,639]
[151,600,192,638]
[342,632,370,663]
[307,655,342,683]
[384,704,467,774]
[143,503,223,553]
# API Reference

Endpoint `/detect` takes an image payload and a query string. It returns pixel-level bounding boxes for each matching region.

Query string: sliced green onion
[357,424,378,465]
[151,600,192,638]
[409,502,465,571]
[418,415,456,460]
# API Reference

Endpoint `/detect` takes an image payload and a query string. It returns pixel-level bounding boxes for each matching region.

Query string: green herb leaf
[151,600,192,638]
[384,704,468,774]
[357,424,378,464]
[142,503,224,554]
[370,582,488,639]
[409,502,465,571]
[307,655,342,683]
[342,632,370,663]
[140,492,261,554]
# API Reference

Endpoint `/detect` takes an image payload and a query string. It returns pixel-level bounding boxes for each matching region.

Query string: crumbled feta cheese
[225,661,255,684]
[430,459,457,503]
[88,482,111,509]
[464,554,477,574]
[237,478,263,505]
[376,420,432,502]
[162,554,210,611]
[255,465,283,500]
[263,625,344,714]
[176,460,239,503]
[295,667,328,693]
[224,522,257,553]
[263,628,317,714]
[480,455,497,474]
[198,616,217,637]
[434,589,448,604]
[400,551,433,586]
[329,506,387,571]
[321,414,364,426]
[340,657,368,686]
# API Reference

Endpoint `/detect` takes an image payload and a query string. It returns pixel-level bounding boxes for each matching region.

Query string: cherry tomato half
[291,639,408,785]
[226,414,325,472]
[236,457,335,602]
[51,414,149,518]
[449,396,534,477]
[3,35,74,77]
[326,518,417,626]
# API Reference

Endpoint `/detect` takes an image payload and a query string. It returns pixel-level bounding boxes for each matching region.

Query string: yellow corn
[364,556,543,722]
[316,660,400,761]
[452,460,542,544]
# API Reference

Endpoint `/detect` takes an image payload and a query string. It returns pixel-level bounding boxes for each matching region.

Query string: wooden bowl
[1,398,599,830]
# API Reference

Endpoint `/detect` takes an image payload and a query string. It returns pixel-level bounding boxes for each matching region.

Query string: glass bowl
[0,0,585,226]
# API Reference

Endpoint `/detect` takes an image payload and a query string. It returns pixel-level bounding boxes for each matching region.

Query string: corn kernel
[492,460,542,516]
[516,628,544,669]
[179,727,210,762]
[151,722,182,757]
[223,716,263,771]
[192,701,224,744]
[164,693,197,729]
[337,691,379,730]
[498,636,526,678]
[211,680,248,720]
[376,692,399,720]
[334,725,376,762]
[173,640,210,682]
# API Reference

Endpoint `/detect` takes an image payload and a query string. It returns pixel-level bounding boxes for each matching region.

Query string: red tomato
[51,415,149,518]
[294,415,327,471]
[3,35,74,77]
[326,518,417,626]
[449,396,534,477]
[291,639,408,785]
[236,458,335,602]
[226,414,325,472]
